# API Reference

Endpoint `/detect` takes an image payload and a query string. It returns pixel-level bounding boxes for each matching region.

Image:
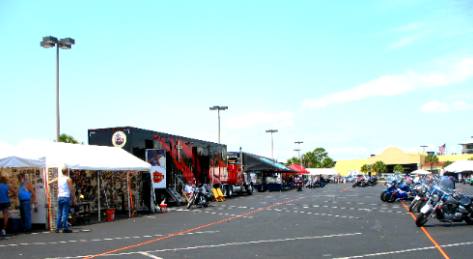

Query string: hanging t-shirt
[0,183,9,204]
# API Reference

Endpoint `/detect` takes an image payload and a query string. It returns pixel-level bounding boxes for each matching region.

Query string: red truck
[220,151,254,197]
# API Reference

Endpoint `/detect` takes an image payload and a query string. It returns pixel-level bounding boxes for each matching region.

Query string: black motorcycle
[367,176,377,186]
[352,178,367,188]
[186,184,210,209]
[415,177,473,227]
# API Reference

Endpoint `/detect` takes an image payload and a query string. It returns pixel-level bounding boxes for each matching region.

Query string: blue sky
[1,0,472,161]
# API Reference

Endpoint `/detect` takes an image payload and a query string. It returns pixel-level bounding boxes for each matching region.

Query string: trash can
[105,208,115,222]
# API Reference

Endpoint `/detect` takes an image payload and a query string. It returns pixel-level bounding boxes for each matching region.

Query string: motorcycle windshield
[438,176,455,193]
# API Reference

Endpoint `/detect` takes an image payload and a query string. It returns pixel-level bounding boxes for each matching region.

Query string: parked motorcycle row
[186,184,211,209]
[352,175,378,188]
[380,174,473,227]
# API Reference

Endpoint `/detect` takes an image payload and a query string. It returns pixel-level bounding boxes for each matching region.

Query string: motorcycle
[367,176,378,186]
[186,184,210,209]
[352,176,368,188]
[409,182,431,213]
[381,178,413,203]
[415,177,473,227]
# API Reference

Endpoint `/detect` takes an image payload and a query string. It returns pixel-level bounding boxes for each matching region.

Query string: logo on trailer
[112,131,127,148]
[153,171,165,183]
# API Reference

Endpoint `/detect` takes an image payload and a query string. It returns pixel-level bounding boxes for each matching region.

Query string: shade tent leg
[127,172,131,218]
[97,171,101,222]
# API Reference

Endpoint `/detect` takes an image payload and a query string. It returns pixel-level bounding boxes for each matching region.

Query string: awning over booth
[288,164,309,174]
[444,160,473,173]
[0,156,46,168]
[411,169,432,175]
[0,143,46,168]
[242,152,295,173]
[307,168,338,176]
[7,141,150,171]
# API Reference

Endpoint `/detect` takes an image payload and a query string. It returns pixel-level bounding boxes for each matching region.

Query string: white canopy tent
[0,156,46,168]
[307,168,338,176]
[444,160,473,173]
[410,169,432,175]
[1,141,151,228]
[13,141,150,171]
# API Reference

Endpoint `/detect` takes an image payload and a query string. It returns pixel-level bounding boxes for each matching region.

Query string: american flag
[438,144,446,155]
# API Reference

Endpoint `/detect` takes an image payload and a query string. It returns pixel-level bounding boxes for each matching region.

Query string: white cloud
[393,22,424,33]
[303,58,473,109]
[224,111,294,129]
[388,22,428,49]
[328,146,370,160]
[388,35,422,49]
[421,100,472,113]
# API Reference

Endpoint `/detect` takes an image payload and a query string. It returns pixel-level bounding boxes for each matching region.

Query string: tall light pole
[209,105,228,144]
[294,140,303,166]
[294,148,301,162]
[41,36,75,142]
[265,129,278,161]
[420,145,428,153]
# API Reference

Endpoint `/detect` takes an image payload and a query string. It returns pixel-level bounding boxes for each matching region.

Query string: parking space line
[332,240,473,259]
[0,231,217,248]
[400,203,450,259]
[138,252,163,259]
[46,233,362,259]
[81,197,304,259]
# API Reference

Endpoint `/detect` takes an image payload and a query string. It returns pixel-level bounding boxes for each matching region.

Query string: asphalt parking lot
[2,183,473,259]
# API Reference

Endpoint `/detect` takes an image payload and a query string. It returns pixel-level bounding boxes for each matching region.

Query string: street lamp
[209,105,228,144]
[294,148,301,163]
[41,36,75,142]
[265,129,278,161]
[420,145,428,153]
[294,141,303,166]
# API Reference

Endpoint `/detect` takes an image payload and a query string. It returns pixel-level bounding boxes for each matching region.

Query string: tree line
[286,147,336,168]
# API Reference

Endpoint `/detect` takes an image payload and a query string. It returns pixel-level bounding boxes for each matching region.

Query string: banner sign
[146,149,166,189]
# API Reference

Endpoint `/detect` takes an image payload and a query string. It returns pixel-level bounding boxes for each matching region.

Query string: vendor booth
[307,168,337,188]
[443,160,473,181]
[240,152,296,191]
[0,152,47,233]
[0,141,150,231]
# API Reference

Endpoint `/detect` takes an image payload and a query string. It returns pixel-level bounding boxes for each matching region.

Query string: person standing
[0,176,11,237]
[18,175,36,233]
[56,168,75,233]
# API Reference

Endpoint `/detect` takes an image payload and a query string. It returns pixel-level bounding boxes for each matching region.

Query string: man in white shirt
[56,168,75,233]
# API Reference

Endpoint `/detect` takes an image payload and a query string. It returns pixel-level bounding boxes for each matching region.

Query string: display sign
[146,149,166,189]
[112,131,127,148]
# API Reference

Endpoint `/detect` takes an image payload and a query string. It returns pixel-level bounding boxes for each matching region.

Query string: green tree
[371,161,387,175]
[442,161,453,168]
[360,164,371,174]
[58,133,79,144]
[424,153,439,170]
[302,147,335,168]
[321,157,336,168]
[286,157,300,166]
[393,164,404,174]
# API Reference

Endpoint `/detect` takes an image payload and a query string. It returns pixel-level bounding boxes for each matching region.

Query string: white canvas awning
[5,141,150,171]
[0,143,46,168]
[443,160,473,173]
[410,169,432,175]
[0,156,46,168]
[307,168,338,176]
